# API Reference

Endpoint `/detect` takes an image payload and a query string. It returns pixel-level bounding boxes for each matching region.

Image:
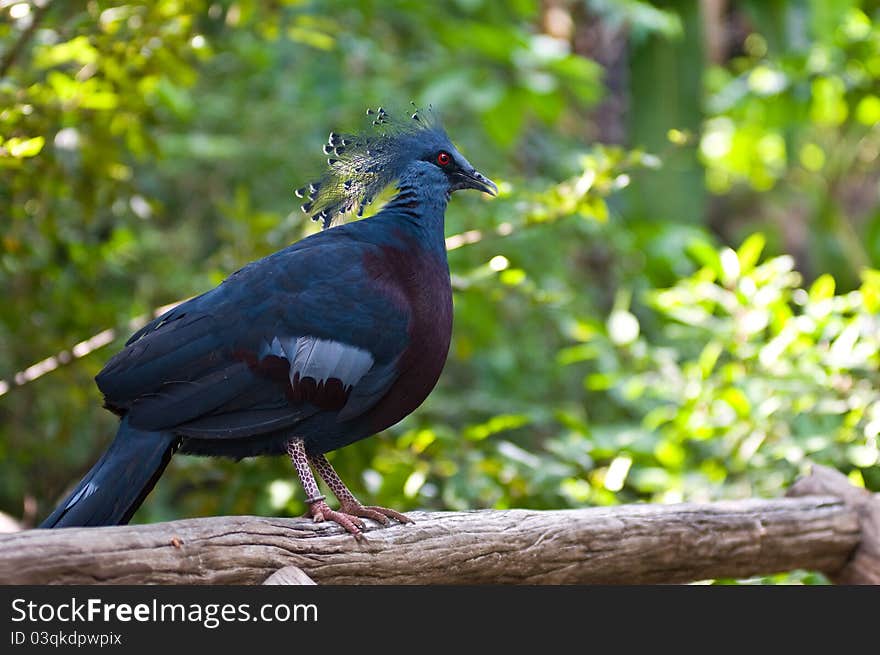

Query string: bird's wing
[96,233,409,437]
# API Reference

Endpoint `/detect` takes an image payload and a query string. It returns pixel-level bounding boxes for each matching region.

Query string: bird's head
[297,106,497,228]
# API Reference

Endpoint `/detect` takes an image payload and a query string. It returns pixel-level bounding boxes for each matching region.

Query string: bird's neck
[379,177,450,255]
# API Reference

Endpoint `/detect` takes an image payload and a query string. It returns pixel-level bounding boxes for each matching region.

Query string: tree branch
[0,1,53,79]
[787,464,880,584]
[0,492,868,584]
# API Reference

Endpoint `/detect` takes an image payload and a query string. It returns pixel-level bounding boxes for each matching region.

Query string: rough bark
[0,494,863,585]
[788,464,880,584]
[0,0,54,78]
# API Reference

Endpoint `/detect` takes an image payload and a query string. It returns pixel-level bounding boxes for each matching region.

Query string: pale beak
[456,168,498,196]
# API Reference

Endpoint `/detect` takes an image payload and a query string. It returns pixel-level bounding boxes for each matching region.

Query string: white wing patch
[260,335,374,389]
[65,481,98,510]
[261,336,286,359]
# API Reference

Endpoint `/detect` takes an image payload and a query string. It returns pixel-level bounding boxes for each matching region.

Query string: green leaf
[736,233,765,274]
[721,388,751,416]
[698,341,723,377]
[464,414,531,441]
[687,238,721,277]
[808,274,835,302]
[5,136,45,158]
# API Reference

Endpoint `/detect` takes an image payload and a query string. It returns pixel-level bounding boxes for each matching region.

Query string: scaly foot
[306,499,413,537]
[307,499,366,537]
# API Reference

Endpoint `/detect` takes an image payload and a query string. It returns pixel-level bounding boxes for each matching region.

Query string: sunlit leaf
[5,136,45,158]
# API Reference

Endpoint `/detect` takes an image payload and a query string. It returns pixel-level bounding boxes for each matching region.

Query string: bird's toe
[341,502,412,526]
[349,506,392,526]
[307,499,367,537]
[369,506,413,524]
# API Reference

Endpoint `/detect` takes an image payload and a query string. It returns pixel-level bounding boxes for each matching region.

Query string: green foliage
[2,1,879,586]
[587,0,682,41]
[559,234,880,503]
[701,2,880,286]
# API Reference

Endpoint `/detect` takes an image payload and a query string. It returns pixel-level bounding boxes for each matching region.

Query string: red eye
[437,151,451,166]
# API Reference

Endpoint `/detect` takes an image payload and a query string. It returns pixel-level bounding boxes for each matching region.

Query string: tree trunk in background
[567,2,629,145]
[701,0,727,65]
[545,1,706,223]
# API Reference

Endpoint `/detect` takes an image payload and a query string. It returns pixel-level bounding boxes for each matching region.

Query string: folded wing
[96,235,409,439]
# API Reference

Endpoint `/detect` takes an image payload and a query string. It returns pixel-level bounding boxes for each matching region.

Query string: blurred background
[2,0,879,582]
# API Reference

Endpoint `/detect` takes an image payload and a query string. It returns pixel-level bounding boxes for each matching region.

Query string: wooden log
[261,566,316,585]
[0,495,861,585]
[787,464,880,584]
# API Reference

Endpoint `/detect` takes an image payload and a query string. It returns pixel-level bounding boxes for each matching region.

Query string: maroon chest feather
[361,235,453,432]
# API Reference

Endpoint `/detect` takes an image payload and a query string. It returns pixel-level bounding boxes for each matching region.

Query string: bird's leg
[308,452,413,526]
[286,438,365,537]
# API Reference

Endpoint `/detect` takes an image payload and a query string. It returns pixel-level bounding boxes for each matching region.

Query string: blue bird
[40,107,497,536]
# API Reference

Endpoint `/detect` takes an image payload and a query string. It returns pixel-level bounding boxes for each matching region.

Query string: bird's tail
[40,417,178,528]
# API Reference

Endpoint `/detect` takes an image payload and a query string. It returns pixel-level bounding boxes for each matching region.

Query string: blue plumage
[41,107,496,534]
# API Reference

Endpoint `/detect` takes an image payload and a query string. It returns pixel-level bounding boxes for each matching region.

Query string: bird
[40,106,497,536]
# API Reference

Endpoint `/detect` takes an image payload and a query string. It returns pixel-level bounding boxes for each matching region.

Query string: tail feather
[40,417,178,528]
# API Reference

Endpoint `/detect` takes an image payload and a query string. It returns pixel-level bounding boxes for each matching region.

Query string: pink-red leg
[308,452,413,526]
[286,439,365,537]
